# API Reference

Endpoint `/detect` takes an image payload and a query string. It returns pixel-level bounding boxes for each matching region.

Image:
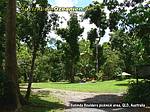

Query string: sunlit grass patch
[30,79,135,93]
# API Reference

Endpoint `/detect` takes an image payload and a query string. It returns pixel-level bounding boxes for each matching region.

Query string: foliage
[1,0,150,108]
[74,75,82,83]
[17,43,65,83]
[77,40,94,79]
[57,13,84,82]
[110,30,145,73]
[17,0,53,100]
[84,1,107,37]
[17,44,31,83]
[87,29,99,74]
[87,28,98,48]
[35,48,65,82]
[17,0,49,52]
[100,42,125,80]
[108,0,150,65]
[124,80,150,104]
[84,1,108,74]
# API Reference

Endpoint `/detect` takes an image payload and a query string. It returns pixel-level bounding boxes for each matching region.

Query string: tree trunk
[66,60,75,83]
[25,45,37,101]
[95,44,99,73]
[70,63,75,83]
[95,38,100,74]
[5,0,21,111]
[69,73,75,83]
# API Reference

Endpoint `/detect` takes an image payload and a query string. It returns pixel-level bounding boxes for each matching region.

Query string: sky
[48,0,93,7]
[48,0,125,7]
[47,0,125,44]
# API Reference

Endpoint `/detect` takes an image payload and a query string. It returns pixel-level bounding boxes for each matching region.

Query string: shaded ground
[0,91,64,112]
[31,89,150,112]
[21,90,64,112]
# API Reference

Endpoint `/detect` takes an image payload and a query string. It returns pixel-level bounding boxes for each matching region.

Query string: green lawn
[30,79,134,93]
[21,91,64,112]
[20,79,135,111]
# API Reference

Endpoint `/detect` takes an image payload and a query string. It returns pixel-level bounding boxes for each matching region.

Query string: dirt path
[32,88,150,112]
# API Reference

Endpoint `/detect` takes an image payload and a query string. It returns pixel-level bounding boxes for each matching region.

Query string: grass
[21,91,64,112]
[30,79,134,93]
[19,79,136,112]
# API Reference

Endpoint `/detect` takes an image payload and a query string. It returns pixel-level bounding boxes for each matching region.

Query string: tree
[24,0,49,100]
[87,28,99,73]
[17,0,60,100]
[57,13,84,83]
[35,46,65,82]
[84,1,107,73]
[77,40,93,79]
[127,2,150,64]
[17,40,65,83]
[101,42,125,80]
[5,0,21,111]
[16,0,51,100]
[107,0,150,71]
[110,30,144,73]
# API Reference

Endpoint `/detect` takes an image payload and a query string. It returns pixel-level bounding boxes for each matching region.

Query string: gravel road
[32,89,150,112]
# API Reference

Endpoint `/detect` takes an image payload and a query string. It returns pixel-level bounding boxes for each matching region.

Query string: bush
[74,76,81,83]
[96,70,104,81]
[76,73,84,79]
[124,80,150,104]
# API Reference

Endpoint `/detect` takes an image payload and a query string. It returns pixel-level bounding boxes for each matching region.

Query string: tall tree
[101,42,124,80]
[87,28,99,73]
[84,1,107,73]
[5,0,21,111]
[23,0,49,100]
[107,0,150,65]
[110,30,144,73]
[17,0,59,100]
[57,13,84,83]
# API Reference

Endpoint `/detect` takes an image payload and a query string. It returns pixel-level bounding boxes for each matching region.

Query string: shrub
[76,73,84,79]
[124,80,150,104]
[74,76,81,83]
[96,70,104,81]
